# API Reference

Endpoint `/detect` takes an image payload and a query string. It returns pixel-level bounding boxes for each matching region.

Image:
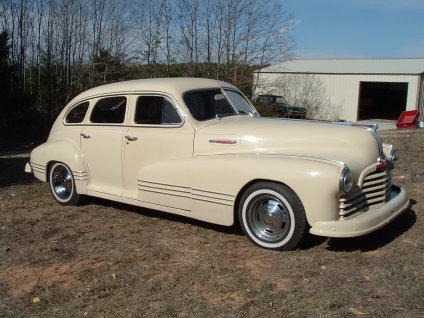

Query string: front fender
[138,154,344,226]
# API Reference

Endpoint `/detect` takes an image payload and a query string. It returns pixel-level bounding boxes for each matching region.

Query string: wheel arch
[30,140,89,194]
[233,179,295,227]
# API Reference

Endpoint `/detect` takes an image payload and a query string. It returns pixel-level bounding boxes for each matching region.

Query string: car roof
[68,78,238,105]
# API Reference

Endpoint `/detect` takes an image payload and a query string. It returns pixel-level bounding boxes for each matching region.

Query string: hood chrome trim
[209,139,238,144]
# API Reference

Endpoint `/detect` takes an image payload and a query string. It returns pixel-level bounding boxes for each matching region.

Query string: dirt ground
[1,129,423,318]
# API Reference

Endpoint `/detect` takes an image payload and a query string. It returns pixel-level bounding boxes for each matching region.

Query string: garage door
[358,82,408,120]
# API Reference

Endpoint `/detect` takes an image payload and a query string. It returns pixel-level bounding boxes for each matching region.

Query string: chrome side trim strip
[138,180,191,199]
[191,192,233,202]
[284,155,345,166]
[138,180,191,189]
[73,170,88,181]
[138,180,235,206]
[192,188,235,198]
[192,197,233,206]
[32,167,45,174]
[30,162,46,174]
[138,188,191,199]
[191,187,235,205]
[209,139,238,144]
[137,183,190,195]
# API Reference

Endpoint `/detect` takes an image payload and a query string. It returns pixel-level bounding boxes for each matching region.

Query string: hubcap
[248,196,291,242]
[52,165,73,200]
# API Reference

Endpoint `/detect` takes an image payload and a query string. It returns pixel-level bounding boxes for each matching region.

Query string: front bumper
[309,185,409,238]
[288,110,307,117]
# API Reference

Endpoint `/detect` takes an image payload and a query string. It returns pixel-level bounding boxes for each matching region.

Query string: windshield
[184,89,255,121]
[223,89,255,115]
[273,96,288,104]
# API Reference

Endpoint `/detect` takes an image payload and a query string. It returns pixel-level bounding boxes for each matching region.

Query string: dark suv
[255,95,307,119]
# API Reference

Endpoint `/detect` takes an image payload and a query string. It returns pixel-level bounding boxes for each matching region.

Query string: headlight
[339,166,353,193]
[387,148,399,170]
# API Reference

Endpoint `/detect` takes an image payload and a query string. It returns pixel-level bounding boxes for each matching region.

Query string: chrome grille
[339,170,392,218]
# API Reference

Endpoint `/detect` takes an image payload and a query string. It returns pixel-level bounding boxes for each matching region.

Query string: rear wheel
[49,162,81,206]
[238,182,308,250]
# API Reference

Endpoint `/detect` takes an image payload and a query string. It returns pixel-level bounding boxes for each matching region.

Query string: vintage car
[25,78,409,250]
[254,94,307,119]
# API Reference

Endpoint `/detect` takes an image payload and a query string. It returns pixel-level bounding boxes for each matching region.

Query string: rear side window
[134,96,182,125]
[90,96,126,124]
[65,102,89,123]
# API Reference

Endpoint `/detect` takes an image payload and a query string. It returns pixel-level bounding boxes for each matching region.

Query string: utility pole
[281,40,287,62]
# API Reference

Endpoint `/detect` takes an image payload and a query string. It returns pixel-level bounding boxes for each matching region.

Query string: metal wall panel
[253,72,419,121]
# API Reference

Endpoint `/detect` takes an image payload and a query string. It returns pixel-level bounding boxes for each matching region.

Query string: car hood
[194,116,381,177]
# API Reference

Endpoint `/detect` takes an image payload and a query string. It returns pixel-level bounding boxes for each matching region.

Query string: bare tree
[0,0,295,132]
[268,74,343,121]
[159,0,174,76]
[176,0,201,76]
[134,0,162,77]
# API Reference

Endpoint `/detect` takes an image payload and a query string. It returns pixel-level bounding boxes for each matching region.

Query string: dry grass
[1,129,423,318]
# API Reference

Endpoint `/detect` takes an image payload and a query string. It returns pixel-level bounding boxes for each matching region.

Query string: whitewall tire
[238,182,308,250]
[49,162,81,206]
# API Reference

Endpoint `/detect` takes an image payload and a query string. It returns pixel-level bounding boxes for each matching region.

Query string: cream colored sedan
[25,78,409,250]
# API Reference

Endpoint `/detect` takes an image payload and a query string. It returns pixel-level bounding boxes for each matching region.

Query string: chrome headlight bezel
[387,148,399,170]
[339,166,354,194]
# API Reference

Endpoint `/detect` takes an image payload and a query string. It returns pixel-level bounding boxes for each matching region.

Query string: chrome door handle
[80,133,91,138]
[125,135,138,141]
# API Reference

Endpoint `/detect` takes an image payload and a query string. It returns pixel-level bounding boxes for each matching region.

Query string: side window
[184,89,235,121]
[134,96,182,125]
[65,102,89,123]
[90,96,126,124]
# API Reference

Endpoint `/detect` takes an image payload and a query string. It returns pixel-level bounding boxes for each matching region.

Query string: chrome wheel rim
[247,195,291,242]
[51,165,73,200]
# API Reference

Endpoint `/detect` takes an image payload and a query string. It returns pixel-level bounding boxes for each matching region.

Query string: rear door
[80,95,128,196]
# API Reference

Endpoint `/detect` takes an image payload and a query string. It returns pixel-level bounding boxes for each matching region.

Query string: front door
[81,96,128,196]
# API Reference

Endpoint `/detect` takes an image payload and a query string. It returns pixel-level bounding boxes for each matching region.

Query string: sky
[282,0,424,59]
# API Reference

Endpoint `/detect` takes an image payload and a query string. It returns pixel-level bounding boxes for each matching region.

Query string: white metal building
[253,58,424,122]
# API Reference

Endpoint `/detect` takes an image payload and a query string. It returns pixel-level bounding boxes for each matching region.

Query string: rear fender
[30,140,88,194]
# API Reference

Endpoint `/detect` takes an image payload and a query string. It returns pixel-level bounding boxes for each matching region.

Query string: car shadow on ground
[0,156,36,188]
[88,196,244,236]
[326,203,417,252]
[85,196,417,251]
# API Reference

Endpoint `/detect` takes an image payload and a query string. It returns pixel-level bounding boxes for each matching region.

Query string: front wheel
[49,162,81,206]
[238,182,308,250]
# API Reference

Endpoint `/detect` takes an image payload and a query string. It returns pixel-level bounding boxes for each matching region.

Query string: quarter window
[90,96,126,124]
[134,96,182,125]
[65,102,89,123]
